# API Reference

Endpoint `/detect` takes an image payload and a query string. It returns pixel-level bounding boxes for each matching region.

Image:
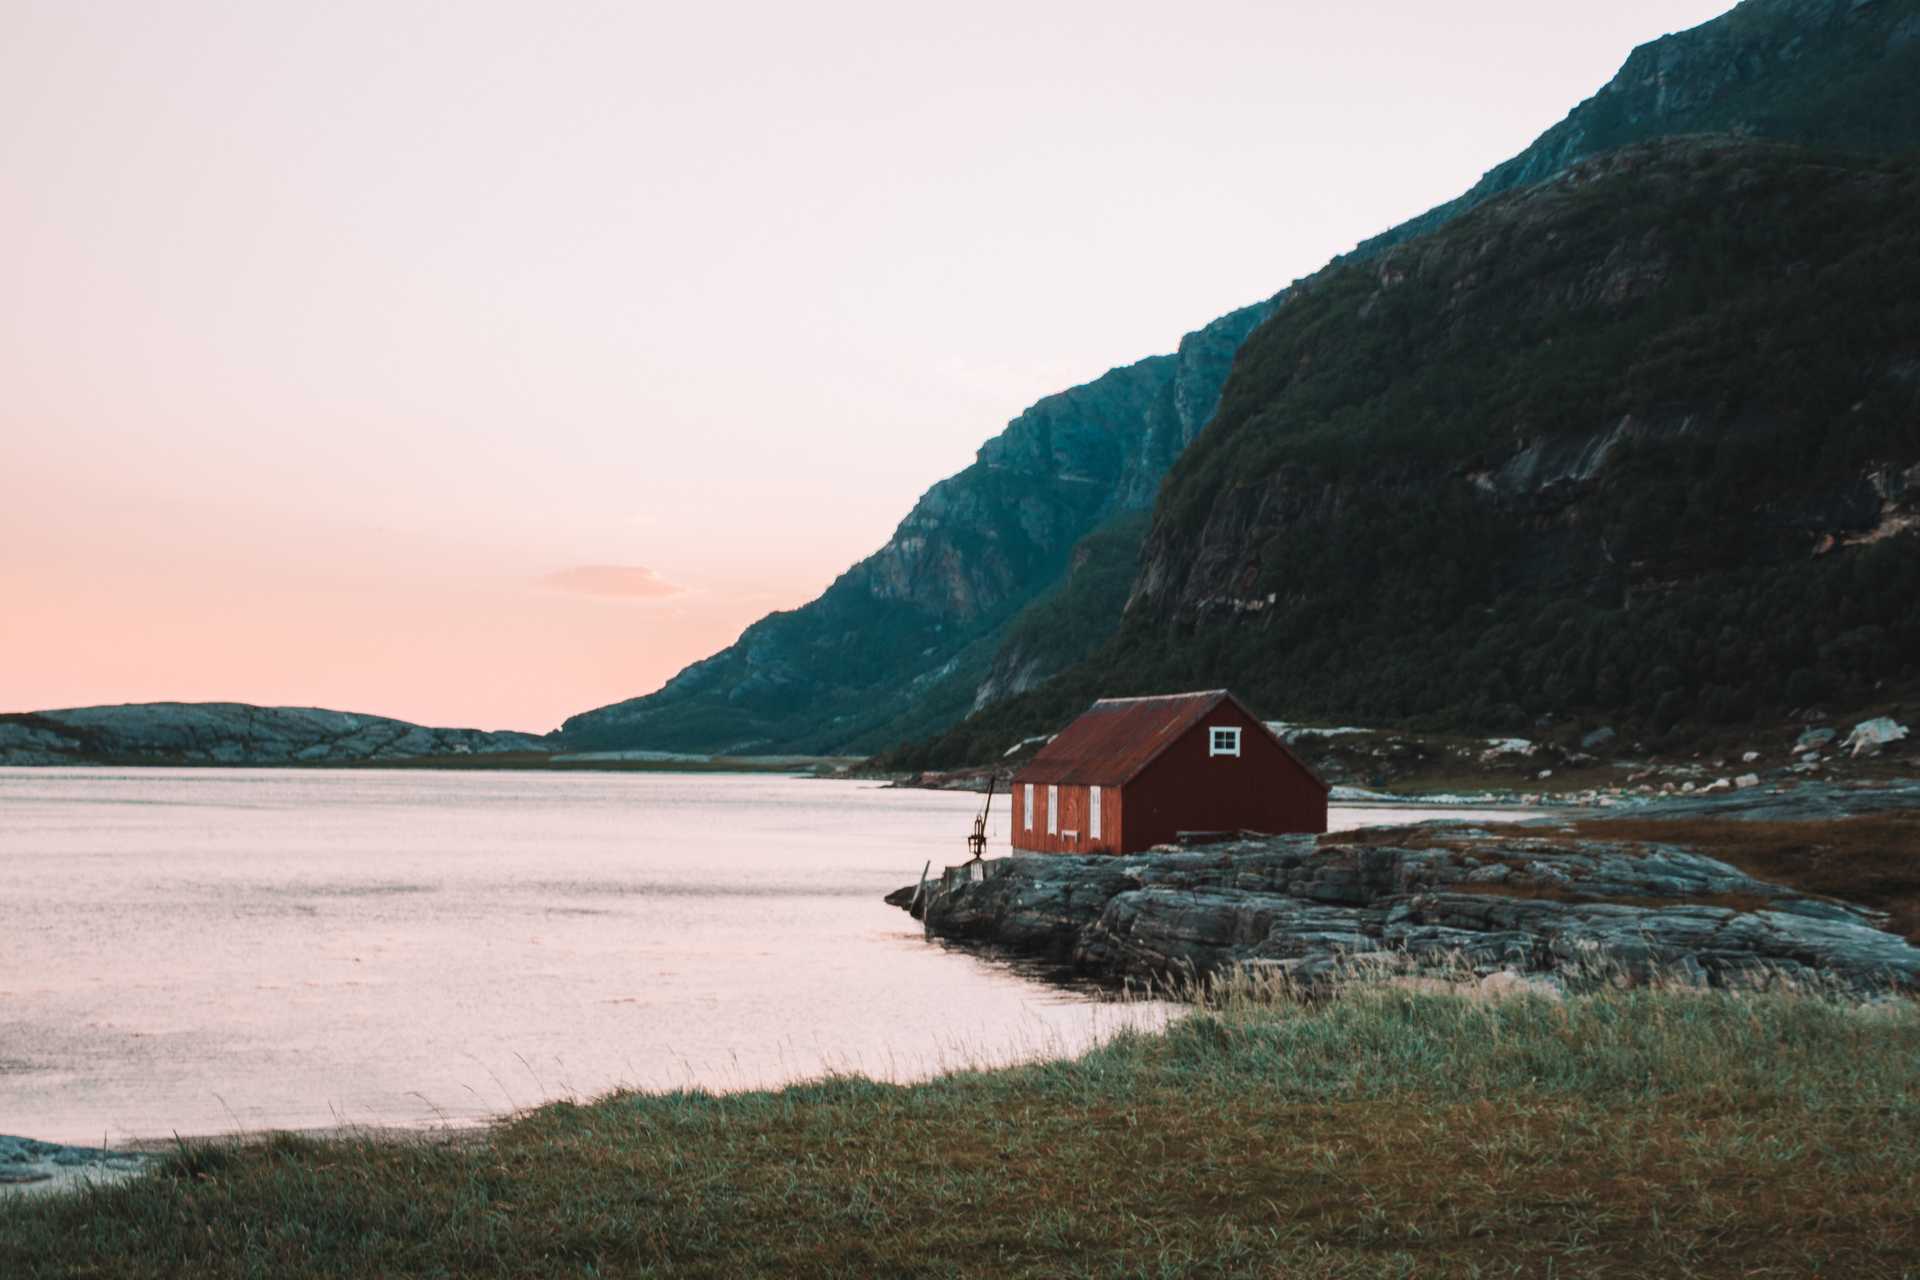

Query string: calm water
[0,769,1502,1143]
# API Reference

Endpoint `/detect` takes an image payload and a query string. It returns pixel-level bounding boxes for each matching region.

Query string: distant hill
[569,0,1920,759]
[0,703,546,766]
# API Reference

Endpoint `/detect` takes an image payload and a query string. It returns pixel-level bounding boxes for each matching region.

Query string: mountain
[569,0,1920,758]
[0,703,547,766]
[896,136,1920,765]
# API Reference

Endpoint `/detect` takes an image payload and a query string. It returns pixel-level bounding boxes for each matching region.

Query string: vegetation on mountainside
[1182,142,1918,511]
[5,984,1916,1277]
[561,591,1007,757]
[886,142,1920,770]
[823,515,1153,758]
[977,514,1150,691]
[1590,0,1920,158]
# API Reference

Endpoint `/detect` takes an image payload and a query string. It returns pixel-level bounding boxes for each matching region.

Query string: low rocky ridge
[890,783,1920,993]
[0,703,546,766]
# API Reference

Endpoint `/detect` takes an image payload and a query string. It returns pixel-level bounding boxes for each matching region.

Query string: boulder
[1794,727,1837,752]
[1842,718,1910,757]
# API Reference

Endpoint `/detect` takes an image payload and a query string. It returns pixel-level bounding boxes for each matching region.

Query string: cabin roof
[1011,689,1325,789]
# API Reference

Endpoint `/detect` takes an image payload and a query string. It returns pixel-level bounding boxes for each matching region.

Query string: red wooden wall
[1009,779,1122,855]
[1119,698,1326,852]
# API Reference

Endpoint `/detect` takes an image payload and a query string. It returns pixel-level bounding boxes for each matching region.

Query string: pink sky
[0,0,1732,732]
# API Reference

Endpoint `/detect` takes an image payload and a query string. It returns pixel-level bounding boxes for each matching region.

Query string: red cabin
[1008,690,1328,855]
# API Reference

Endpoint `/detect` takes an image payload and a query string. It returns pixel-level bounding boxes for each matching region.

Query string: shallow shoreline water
[1,769,1169,1144]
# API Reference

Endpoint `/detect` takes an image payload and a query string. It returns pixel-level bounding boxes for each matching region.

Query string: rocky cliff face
[0,703,546,766]
[965,511,1151,715]
[559,303,1272,755]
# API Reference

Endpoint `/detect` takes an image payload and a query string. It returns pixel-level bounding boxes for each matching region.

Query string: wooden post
[916,860,932,938]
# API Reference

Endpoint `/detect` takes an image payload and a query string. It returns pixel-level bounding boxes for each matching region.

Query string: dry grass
[2,985,1916,1278]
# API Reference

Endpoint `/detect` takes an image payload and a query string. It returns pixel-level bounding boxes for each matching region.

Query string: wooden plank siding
[1012,780,1122,855]
[1119,696,1327,851]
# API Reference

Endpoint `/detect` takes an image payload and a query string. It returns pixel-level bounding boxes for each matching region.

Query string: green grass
[5,984,1917,1277]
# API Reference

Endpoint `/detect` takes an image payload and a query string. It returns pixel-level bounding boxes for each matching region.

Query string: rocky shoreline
[0,1136,151,1198]
[889,781,1920,994]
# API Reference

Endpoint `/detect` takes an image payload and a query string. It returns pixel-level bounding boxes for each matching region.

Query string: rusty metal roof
[1006,690,1223,786]
[1011,689,1330,789]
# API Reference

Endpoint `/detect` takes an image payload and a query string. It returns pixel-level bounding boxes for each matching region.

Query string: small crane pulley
[966,775,996,861]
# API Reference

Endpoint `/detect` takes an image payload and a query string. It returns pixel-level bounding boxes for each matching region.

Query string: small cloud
[539,564,685,601]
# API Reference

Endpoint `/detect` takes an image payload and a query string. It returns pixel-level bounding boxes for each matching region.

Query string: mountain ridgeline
[568,0,1920,760]
[559,303,1272,753]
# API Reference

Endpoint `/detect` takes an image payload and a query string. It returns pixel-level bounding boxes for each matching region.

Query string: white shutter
[1089,786,1102,841]
[1023,784,1033,830]
[1047,785,1058,835]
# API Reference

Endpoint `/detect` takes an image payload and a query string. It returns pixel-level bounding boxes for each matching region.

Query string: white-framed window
[1023,783,1034,830]
[1209,726,1242,757]
[1089,785,1102,840]
[1047,784,1059,835]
